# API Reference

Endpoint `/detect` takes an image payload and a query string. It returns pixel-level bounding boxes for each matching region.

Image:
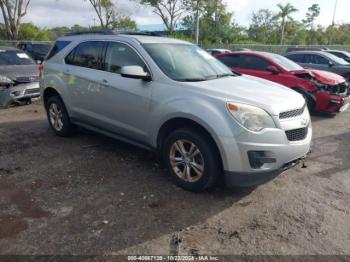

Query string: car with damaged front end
[216,51,350,113]
[0,47,40,108]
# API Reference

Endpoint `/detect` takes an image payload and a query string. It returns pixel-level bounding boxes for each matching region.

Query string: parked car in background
[41,32,311,191]
[284,51,350,81]
[0,47,40,107]
[206,48,231,56]
[286,47,328,53]
[324,50,350,63]
[216,51,350,113]
[17,42,52,63]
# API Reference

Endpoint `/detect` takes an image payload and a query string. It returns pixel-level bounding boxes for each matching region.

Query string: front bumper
[0,82,40,107]
[224,155,308,187]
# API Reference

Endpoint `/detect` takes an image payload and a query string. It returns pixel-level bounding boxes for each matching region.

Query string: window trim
[64,39,153,78]
[64,40,106,70]
[101,40,153,79]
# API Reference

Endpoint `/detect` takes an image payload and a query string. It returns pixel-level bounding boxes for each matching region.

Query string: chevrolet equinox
[40,32,312,192]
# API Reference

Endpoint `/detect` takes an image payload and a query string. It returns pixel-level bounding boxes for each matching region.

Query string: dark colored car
[17,42,52,63]
[0,47,40,108]
[206,49,231,56]
[286,47,328,53]
[324,50,350,63]
[215,51,350,113]
[284,51,350,81]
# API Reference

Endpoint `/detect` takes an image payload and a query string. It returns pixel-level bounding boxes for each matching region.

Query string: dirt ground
[0,103,349,256]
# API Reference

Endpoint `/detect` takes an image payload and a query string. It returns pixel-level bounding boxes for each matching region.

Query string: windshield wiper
[205,73,235,80]
[177,78,208,82]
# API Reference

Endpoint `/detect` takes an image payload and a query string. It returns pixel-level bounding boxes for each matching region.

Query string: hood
[0,65,39,83]
[184,75,305,116]
[290,69,345,85]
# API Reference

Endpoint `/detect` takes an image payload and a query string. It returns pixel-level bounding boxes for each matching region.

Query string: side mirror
[120,66,151,81]
[328,61,334,67]
[266,65,280,74]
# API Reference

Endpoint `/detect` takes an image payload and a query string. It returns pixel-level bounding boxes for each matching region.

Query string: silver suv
[41,32,312,192]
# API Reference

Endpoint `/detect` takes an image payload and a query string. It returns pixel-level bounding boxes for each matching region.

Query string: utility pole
[332,0,338,25]
[195,0,200,45]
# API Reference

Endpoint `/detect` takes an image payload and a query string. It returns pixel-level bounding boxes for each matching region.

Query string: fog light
[248,151,276,169]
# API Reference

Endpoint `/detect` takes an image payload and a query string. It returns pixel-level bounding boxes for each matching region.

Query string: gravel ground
[0,103,349,256]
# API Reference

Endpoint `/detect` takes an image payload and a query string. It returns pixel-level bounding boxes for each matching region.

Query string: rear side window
[46,41,71,60]
[65,41,105,70]
[103,42,148,74]
[286,54,305,63]
[217,55,242,68]
[306,54,329,65]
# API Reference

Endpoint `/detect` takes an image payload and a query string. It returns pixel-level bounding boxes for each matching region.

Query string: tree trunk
[280,18,285,45]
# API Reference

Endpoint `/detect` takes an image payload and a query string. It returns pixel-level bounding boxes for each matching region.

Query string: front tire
[46,96,74,137]
[162,128,221,192]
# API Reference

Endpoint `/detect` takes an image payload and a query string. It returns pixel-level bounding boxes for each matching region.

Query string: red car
[215,51,350,113]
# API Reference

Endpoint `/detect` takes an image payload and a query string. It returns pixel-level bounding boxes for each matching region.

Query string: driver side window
[240,55,271,71]
[103,42,148,75]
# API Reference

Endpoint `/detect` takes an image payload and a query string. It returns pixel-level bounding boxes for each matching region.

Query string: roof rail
[64,30,116,36]
[64,30,162,37]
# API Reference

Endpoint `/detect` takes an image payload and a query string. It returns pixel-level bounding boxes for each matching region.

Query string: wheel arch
[156,117,224,171]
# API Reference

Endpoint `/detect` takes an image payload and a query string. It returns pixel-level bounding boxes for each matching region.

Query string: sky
[11,0,350,29]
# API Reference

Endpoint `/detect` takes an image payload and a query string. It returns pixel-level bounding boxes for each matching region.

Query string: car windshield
[264,53,303,71]
[324,52,350,65]
[0,50,35,65]
[143,43,235,82]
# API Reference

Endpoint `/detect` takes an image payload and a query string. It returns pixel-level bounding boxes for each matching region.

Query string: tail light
[39,63,44,79]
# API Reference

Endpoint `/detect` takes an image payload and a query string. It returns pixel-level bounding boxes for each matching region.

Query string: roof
[58,32,191,45]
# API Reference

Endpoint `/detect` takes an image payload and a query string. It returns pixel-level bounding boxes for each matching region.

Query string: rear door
[63,40,108,124]
[303,54,331,71]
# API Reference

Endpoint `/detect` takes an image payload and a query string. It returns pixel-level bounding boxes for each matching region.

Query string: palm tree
[274,3,298,45]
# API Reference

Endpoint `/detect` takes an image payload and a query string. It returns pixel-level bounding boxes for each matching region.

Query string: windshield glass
[143,43,234,81]
[264,52,303,71]
[324,52,350,65]
[0,51,35,65]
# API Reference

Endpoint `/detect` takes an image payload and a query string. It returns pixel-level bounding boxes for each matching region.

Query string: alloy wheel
[169,139,205,183]
[49,103,64,131]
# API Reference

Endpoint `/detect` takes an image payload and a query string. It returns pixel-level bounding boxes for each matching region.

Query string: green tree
[138,0,186,34]
[86,0,115,29]
[274,3,298,45]
[0,0,31,40]
[248,9,278,44]
[112,17,137,31]
[303,4,320,29]
[18,23,51,40]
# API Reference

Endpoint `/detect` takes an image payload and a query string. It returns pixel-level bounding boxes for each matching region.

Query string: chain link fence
[2,40,350,55]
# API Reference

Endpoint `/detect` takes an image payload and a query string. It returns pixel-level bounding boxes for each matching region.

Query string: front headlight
[0,75,14,85]
[226,102,276,132]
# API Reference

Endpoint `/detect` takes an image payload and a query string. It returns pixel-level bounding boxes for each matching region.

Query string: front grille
[15,76,39,83]
[25,88,40,95]
[285,127,308,141]
[279,104,306,119]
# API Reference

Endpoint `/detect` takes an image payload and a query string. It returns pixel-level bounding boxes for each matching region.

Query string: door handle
[63,69,70,76]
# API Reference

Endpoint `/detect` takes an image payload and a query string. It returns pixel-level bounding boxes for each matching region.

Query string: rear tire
[162,128,221,192]
[46,96,74,137]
